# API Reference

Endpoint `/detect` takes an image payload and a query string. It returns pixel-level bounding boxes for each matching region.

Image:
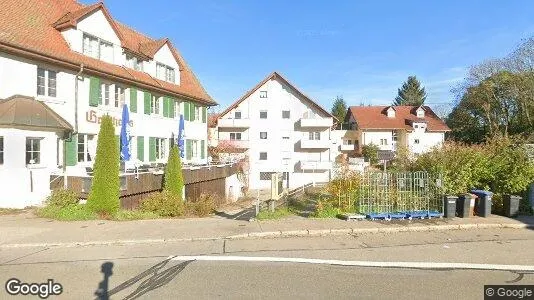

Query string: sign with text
[86,110,133,127]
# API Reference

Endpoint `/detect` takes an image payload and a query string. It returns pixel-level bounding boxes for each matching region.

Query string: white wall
[408,131,445,154]
[152,44,181,84]
[225,173,243,202]
[362,131,394,151]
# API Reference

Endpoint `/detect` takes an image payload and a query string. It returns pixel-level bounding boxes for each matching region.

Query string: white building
[342,105,450,155]
[0,1,215,208]
[216,72,337,190]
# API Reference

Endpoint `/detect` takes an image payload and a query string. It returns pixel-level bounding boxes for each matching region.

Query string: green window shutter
[144,91,151,115]
[169,98,175,118]
[186,140,192,160]
[65,134,77,166]
[190,103,196,121]
[201,140,205,159]
[202,107,207,123]
[149,137,156,162]
[137,136,144,161]
[163,97,169,118]
[89,77,100,107]
[130,88,137,113]
[184,102,190,121]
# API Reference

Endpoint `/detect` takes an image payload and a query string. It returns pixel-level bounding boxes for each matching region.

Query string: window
[282,136,290,140]
[380,139,388,146]
[230,133,242,140]
[260,132,267,139]
[100,83,111,106]
[259,152,267,160]
[191,140,198,158]
[83,33,113,62]
[0,137,3,165]
[151,95,160,115]
[414,139,420,145]
[392,131,398,142]
[343,139,353,145]
[414,124,419,128]
[260,91,268,98]
[282,111,290,119]
[26,138,41,165]
[115,85,125,108]
[260,172,274,181]
[308,132,320,140]
[155,138,166,160]
[77,134,95,162]
[195,106,200,121]
[37,68,57,97]
[174,101,181,118]
[234,111,242,119]
[156,63,175,83]
[125,54,143,71]
[260,111,267,119]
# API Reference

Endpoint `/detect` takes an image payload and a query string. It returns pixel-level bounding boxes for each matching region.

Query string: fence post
[255,198,260,216]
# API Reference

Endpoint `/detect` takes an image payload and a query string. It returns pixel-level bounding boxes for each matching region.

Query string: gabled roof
[220,71,335,120]
[0,95,73,131]
[0,0,214,106]
[347,105,450,132]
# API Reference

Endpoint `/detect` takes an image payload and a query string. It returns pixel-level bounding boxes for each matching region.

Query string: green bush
[114,210,161,221]
[312,200,341,218]
[185,193,216,217]
[362,144,379,165]
[163,145,184,198]
[256,207,294,220]
[87,116,120,216]
[45,189,79,208]
[36,204,97,221]
[140,191,184,217]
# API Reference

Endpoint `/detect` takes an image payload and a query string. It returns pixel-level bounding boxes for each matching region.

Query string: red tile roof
[347,105,450,132]
[0,0,215,106]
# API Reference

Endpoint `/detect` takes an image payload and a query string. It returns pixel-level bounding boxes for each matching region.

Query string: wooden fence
[50,164,239,210]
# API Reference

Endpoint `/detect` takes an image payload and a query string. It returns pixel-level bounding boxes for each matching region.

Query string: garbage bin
[457,194,473,218]
[443,195,458,218]
[471,190,493,217]
[504,195,522,218]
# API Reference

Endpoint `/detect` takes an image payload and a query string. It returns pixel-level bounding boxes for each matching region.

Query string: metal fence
[358,171,444,219]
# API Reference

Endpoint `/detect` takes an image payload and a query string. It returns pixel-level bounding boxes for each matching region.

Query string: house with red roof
[0,0,215,207]
[342,105,450,156]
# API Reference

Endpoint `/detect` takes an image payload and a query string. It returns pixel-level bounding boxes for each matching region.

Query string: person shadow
[95,262,114,300]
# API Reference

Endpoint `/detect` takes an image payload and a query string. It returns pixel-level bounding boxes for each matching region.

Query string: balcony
[301,139,330,149]
[218,118,250,128]
[340,144,356,151]
[218,139,249,149]
[300,160,332,170]
[300,117,333,127]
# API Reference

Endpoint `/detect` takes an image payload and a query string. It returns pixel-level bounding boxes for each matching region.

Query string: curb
[1,222,532,249]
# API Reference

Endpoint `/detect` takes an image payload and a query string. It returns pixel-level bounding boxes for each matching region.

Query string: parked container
[471,190,493,217]
[443,196,458,218]
[504,195,522,218]
[457,194,473,218]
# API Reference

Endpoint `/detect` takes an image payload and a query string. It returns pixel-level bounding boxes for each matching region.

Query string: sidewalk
[0,212,533,248]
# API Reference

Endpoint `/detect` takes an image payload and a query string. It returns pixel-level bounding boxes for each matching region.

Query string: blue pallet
[389,213,407,220]
[406,211,428,219]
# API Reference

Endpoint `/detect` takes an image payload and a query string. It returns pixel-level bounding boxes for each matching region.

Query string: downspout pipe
[63,64,84,189]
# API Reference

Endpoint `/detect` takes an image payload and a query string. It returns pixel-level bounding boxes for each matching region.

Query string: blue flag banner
[178,114,185,159]
[120,104,131,161]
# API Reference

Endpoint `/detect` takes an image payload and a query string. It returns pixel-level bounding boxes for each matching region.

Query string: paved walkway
[0,212,532,248]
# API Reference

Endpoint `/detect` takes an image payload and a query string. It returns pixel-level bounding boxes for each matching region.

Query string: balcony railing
[300,117,332,127]
[217,118,251,128]
[218,139,250,149]
[301,139,330,149]
[300,160,332,170]
[340,144,356,151]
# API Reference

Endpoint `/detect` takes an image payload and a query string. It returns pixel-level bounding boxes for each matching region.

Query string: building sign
[86,110,133,127]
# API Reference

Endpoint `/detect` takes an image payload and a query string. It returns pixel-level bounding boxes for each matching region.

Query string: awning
[0,95,73,131]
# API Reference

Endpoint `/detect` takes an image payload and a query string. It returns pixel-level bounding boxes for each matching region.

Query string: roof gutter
[0,42,216,106]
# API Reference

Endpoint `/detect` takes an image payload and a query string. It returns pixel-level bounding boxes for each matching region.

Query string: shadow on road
[215,208,256,221]
[95,257,193,300]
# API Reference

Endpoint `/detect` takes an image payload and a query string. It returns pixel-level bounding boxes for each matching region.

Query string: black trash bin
[471,190,493,217]
[457,194,472,218]
[443,196,458,218]
[504,195,522,217]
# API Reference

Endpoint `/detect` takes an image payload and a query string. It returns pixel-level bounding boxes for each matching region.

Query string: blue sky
[87,0,534,113]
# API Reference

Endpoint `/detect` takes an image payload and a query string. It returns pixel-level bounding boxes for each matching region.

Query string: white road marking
[169,255,534,272]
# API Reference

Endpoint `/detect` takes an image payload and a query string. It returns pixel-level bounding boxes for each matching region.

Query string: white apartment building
[216,72,337,190]
[342,105,450,155]
[0,1,214,208]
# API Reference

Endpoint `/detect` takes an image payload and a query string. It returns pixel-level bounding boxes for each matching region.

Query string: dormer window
[83,33,113,63]
[416,107,425,118]
[125,54,143,71]
[386,107,395,118]
[156,63,175,83]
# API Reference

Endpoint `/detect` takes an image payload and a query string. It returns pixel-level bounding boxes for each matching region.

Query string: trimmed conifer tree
[394,76,427,106]
[87,115,120,215]
[163,145,184,199]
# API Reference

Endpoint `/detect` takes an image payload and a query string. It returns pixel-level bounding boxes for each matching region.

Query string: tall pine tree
[394,76,427,106]
[331,96,347,122]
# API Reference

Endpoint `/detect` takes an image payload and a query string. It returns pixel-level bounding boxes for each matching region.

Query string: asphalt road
[1,228,534,299]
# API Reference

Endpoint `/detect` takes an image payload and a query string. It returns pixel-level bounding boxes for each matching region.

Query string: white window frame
[37,67,57,97]
[77,134,95,163]
[308,132,320,140]
[125,54,143,71]
[414,139,420,145]
[191,140,199,158]
[195,106,200,121]
[392,131,398,142]
[174,101,181,118]
[151,95,160,115]
[259,91,268,98]
[26,137,42,165]
[155,138,166,160]
[380,139,388,146]
[100,83,111,106]
[230,133,242,140]
[82,33,114,62]
[114,85,125,108]
[234,111,242,119]
[156,62,175,83]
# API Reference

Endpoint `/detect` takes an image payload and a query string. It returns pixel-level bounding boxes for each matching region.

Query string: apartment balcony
[340,144,356,151]
[300,160,332,170]
[300,139,330,149]
[218,139,250,149]
[217,118,250,128]
[300,117,333,128]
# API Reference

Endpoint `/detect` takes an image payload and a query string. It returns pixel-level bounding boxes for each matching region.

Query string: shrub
[163,145,184,198]
[140,191,184,217]
[256,207,293,220]
[36,204,96,221]
[114,210,161,221]
[312,200,341,218]
[45,189,79,208]
[362,144,379,165]
[185,193,216,217]
[87,116,120,215]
